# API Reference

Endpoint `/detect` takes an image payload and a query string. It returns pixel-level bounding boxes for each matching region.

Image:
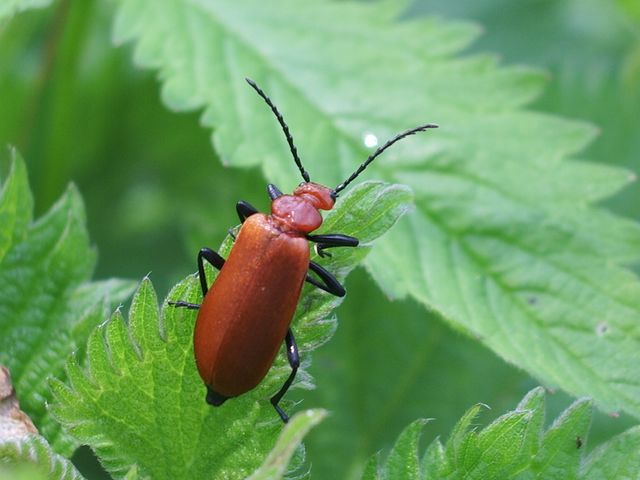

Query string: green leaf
[247,409,326,480]
[50,182,411,479]
[303,265,545,478]
[526,399,592,479]
[112,0,640,421]
[0,0,51,21]
[581,426,640,480]
[0,151,136,453]
[0,435,84,480]
[513,387,546,465]
[360,452,382,480]
[363,388,639,479]
[383,419,429,480]
[412,1,640,226]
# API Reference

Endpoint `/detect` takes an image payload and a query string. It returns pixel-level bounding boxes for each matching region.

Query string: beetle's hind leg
[169,248,225,309]
[270,329,299,423]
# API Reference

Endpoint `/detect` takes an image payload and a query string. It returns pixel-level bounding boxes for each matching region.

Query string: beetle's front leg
[229,200,260,241]
[169,248,225,309]
[236,200,259,223]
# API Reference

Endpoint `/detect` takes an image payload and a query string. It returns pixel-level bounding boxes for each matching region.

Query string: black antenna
[334,124,438,194]
[245,78,310,183]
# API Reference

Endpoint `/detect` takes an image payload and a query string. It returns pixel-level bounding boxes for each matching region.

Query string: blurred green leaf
[617,0,640,29]
[112,0,640,422]
[49,182,411,479]
[247,409,326,480]
[0,0,51,21]
[363,388,640,479]
[0,150,136,453]
[0,435,84,480]
[412,0,640,220]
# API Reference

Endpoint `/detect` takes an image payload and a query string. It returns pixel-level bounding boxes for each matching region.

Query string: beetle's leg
[236,200,259,223]
[307,233,359,246]
[168,301,201,310]
[307,233,359,258]
[267,183,283,200]
[231,199,258,239]
[270,329,299,423]
[169,248,226,309]
[197,248,225,295]
[305,261,346,297]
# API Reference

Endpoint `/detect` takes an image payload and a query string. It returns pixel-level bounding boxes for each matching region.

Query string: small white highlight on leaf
[363,132,378,148]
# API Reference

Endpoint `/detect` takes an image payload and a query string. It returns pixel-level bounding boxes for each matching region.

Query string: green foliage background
[1,0,639,479]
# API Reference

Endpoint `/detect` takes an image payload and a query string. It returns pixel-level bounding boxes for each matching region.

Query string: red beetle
[171,78,437,422]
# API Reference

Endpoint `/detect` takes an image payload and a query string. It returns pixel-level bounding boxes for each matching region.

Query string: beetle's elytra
[170,78,437,422]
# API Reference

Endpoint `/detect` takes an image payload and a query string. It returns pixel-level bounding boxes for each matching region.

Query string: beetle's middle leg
[270,328,299,423]
[169,248,225,309]
[305,261,346,297]
[307,233,358,258]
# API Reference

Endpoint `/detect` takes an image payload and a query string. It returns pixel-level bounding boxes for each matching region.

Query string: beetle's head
[293,182,336,211]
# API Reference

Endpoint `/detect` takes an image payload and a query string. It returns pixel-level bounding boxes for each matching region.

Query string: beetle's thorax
[270,182,335,234]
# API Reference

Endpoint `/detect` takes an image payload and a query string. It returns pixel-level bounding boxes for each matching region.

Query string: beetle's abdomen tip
[206,385,229,406]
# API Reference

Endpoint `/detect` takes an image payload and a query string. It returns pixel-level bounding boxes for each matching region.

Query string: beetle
[170,78,437,422]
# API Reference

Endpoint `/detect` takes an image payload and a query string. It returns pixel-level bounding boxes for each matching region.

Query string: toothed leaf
[0,151,136,453]
[0,435,84,480]
[363,388,639,479]
[50,183,410,479]
[113,0,640,421]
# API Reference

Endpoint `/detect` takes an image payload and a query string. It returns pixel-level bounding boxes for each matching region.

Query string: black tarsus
[334,123,439,194]
[267,183,283,200]
[270,329,300,423]
[306,261,345,297]
[245,78,310,183]
[236,200,259,224]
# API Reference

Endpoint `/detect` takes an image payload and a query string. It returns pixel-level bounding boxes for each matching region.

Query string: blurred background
[1,0,638,478]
